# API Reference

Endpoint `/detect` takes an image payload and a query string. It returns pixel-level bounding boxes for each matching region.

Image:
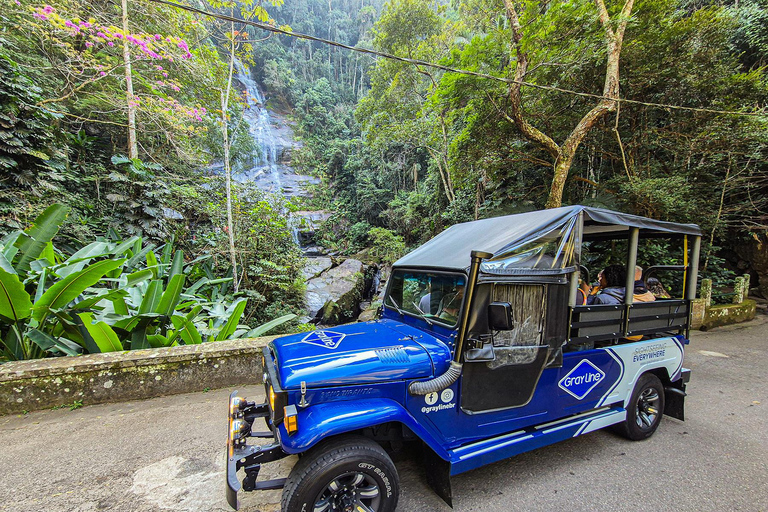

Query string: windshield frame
[384,267,468,329]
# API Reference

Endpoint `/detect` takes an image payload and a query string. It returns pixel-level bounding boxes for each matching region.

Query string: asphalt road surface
[2,315,767,512]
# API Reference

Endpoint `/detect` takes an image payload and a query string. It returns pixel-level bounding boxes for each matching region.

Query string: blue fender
[277,397,451,460]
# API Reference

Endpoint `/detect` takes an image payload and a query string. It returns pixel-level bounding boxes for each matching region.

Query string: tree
[501,0,636,209]
[207,0,288,292]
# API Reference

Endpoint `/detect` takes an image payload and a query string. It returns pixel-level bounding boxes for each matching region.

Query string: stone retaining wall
[1,336,277,416]
[700,299,757,331]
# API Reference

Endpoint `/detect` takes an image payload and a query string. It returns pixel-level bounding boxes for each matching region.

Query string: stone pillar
[733,276,745,304]
[700,278,712,307]
[743,274,751,297]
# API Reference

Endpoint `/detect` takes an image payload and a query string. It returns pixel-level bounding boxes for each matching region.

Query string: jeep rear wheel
[282,436,399,512]
[615,373,665,441]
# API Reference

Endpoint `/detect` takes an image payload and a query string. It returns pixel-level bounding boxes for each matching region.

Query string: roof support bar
[624,227,640,305]
[685,236,701,300]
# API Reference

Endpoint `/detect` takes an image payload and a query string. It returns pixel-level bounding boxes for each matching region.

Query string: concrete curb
[1,336,278,416]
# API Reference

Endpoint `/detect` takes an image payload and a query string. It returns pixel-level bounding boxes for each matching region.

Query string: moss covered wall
[700,300,757,331]
[0,337,277,416]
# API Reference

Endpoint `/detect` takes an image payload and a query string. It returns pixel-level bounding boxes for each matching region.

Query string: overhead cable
[147,0,766,118]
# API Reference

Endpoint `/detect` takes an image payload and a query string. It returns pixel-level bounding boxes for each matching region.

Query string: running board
[449,406,626,475]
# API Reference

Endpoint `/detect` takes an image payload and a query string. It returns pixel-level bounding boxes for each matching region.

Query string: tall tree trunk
[502,0,635,209]
[121,0,138,159]
[222,20,238,292]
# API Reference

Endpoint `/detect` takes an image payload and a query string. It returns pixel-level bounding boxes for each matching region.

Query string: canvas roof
[393,205,701,273]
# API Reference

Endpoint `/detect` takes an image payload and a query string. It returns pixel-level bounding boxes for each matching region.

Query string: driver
[438,287,465,324]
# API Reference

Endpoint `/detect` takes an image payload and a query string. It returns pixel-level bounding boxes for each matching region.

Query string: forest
[0,0,766,361]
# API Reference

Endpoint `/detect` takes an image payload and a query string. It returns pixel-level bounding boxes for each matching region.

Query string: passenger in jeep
[589,264,627,305]
[633,265,656,302]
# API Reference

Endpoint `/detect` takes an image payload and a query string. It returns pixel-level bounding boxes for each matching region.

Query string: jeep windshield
[385,270,466,327]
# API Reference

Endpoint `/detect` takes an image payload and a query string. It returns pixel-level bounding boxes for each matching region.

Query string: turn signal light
[269,385,276,412]
[284,405,298,435]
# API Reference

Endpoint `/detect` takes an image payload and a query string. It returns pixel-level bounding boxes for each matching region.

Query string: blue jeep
[226,205,699,512]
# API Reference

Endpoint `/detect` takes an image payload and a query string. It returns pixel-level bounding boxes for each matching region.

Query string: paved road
[2,315,767,512]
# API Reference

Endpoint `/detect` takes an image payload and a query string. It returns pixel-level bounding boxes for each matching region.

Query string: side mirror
[488,301,514,331]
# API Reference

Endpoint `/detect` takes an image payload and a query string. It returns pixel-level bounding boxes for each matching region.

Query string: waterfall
[233,60,282,191]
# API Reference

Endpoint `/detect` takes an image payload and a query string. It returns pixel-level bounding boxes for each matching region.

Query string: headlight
[229,396,244,418]
[230,418,247,441]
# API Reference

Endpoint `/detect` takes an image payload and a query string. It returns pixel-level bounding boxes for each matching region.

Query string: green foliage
[0,205,294,362]
[368,227,405,264]
[0,48,67,230]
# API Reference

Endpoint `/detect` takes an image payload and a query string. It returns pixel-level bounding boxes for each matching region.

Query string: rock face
[302,257,333,280]
[305,259,365,324]
[735,234,768,298]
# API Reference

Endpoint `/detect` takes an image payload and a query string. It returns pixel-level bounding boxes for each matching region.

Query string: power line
[148,0,766,118]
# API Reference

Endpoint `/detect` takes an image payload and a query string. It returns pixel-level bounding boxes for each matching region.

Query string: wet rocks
[305,258,365,324]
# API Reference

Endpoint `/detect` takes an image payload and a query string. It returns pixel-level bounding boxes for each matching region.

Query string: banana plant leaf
[146,251,159,278]
[138,280,163,315]
[110,236,141,257]
[27,329,82,356]
[215,298,248,341]
[0,253,15,274]
[125,243,155,271]
[71,288,129,311]
[0,268,33,322]
[147,333,174,348]
[125,269,153,287]
[32,259,125,322]
[77,312,123,353]
[168,250,184,282]
[12,204,68,275]
[155,274,185,316]
[170,306,203,345]
[3,324,24,360]
[160,239,174,267]
[245,314,297,338]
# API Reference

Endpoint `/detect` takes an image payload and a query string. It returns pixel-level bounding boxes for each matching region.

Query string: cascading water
[233,61,372,325]
[234,60,282,191]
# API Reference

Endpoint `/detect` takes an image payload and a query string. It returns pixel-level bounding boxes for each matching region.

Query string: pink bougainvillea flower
[107,41,114,46]
[99,71,107,76]
[85,41,94,47]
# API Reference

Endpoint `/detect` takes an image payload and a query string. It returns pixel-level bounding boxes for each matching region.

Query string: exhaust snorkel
[409,250,493,395]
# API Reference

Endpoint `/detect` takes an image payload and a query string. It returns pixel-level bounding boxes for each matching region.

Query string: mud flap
[423,444,453,508]
[664,368,690,421]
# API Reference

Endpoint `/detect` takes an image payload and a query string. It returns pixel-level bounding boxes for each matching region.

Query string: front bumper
[226,390,289,510]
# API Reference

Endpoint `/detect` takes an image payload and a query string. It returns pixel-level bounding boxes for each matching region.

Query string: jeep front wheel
[281,436,399,512]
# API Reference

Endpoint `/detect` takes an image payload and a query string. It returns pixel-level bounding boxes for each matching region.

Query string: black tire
[615,373,665,440]
[281,435,400,512]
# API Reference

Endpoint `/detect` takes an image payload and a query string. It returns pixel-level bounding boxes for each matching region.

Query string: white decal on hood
[302,330,346,349]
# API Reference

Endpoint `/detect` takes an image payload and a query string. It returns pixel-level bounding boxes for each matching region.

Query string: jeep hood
[269,319,452,389]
